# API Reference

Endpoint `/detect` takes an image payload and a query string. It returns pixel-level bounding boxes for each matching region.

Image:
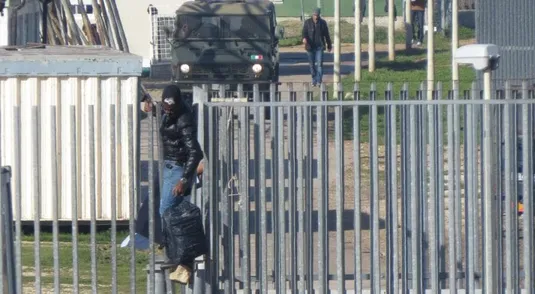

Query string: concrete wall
[115,0,191,69]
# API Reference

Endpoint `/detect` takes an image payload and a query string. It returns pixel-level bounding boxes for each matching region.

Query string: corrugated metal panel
[0,76,140,221]
[0,46,142,221]
[476,0,535,84]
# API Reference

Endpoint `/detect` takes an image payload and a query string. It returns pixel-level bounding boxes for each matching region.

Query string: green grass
[18,231,168,293]
[278,19,476,47]
[311,30,477,143]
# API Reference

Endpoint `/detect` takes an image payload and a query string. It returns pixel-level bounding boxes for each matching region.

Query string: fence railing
[2,80,535,293]
[196,81,535,293]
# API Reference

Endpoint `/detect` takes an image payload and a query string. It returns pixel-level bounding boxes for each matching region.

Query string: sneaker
[416,41,422,46]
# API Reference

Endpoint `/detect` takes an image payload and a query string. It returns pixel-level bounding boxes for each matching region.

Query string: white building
[115,0,192,78]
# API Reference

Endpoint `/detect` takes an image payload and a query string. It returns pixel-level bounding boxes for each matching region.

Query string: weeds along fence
[0,79,534,293]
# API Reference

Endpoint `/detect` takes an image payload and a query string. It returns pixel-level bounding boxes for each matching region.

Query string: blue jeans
[120,160,193,251]
[411,10,425,43]
[160,160,191,216]
[306,48,324,85]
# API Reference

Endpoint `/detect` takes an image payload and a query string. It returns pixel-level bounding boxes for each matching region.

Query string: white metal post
[354,0,361,81]
[427,0,434,99]
[482,70,498,294]
[451,0,459,82]
[368,0,375,72]
[333,0,341,85]
[388,0,395,60]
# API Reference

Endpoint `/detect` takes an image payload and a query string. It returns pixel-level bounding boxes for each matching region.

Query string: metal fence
[195,81,535,293]
[2,80,535,293]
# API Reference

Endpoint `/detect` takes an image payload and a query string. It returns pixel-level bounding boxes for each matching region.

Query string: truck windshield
[175,15,271,40]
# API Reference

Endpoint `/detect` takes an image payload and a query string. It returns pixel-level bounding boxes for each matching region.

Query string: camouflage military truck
[168,0,284,101]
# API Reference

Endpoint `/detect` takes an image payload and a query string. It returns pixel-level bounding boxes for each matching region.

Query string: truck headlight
[252,64,263,73]
[180,64,190,74]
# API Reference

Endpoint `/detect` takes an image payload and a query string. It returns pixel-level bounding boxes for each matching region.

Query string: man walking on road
[410,0,426,46]
[302,8,332,87]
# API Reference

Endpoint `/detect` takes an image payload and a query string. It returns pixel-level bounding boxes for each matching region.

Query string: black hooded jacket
[159,85,203,183]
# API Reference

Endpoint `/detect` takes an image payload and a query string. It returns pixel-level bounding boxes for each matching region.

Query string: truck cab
[168,0,284,99]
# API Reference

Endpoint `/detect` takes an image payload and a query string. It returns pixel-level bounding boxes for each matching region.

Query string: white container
[0,45,143,221]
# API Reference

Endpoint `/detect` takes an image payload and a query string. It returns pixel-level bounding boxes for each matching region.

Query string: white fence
[0,46,142,222]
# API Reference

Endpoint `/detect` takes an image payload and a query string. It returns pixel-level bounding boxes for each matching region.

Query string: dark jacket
[301,17,332,51]
[160,111,203,182]
[411,0,426,11]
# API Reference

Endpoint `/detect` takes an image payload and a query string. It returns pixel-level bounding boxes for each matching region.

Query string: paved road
[278,50,358,84]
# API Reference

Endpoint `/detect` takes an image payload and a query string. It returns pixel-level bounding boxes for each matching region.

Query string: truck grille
[190,64,254,80]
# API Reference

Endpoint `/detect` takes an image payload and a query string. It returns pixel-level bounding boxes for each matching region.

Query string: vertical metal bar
[446,90,457,293]
[257,87,268,294]
[128,104,136,294]
[453,82,462,290]
[296,102,305,293]
[370,83,380,293]
[428,92,439,292]
[317,83,328,293]
[0,95,3,294]
[482,77,498,294]
[270,83,280,294]
[148,102,156,293]
[521,81,534,292]
[465,91,476,292]
[277,96,286,293]
[401,83,410,294]
[418,84,427,291]
[410,104,422,293]
[436,84,446,290]
[51,106,61,294]
[503,81,515,294]
[13,105,22,294]
[70,105,80,294]
[110,104,118,294]
[287,84,297,293]
[32,105,41,294]
[88,105,98,294]
[385,83,399,294]
[384,83,395,292]
[220,102,231,294]
[239,105,251,291]
[252,84,262,293]
[353,83,362,294]
[475,89,483,290]
[207,103,218,293]
[335,84,346,293]
[304,84,314,293]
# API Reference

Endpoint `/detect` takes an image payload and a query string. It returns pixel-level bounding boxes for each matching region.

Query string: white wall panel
[0,76,140,221]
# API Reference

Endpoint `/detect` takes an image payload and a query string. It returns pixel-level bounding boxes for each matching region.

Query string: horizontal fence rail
[197,81,535,293]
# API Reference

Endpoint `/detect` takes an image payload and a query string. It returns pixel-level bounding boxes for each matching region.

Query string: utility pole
[427,0,434,99]
[368,0,375,72]
[333,0,341,85]
[387,0,395,60]
[354,0,361,81]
